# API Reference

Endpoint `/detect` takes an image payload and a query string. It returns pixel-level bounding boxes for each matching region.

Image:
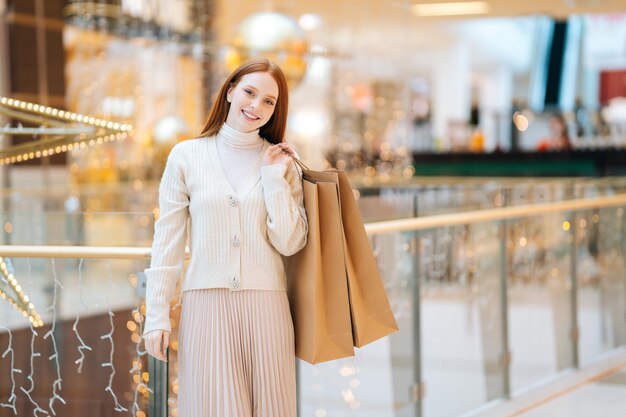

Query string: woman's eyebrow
[242,85,277,100]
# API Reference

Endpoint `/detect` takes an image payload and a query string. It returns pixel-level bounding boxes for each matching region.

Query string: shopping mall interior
[1,0,626,416]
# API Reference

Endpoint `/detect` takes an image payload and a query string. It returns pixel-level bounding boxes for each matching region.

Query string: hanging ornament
[225,12,309,88]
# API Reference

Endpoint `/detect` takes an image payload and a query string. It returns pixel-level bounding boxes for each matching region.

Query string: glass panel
[297,232,415,417]
[0,211,154,246]
[420,222,504,417]
[507,212,574,393]
[577,206,626,366]
[0,212,155,415]
[0,256,151,415]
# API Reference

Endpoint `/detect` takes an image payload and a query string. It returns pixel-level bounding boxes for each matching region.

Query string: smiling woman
[141,57,307,417]
[200,58,290,145]
[225,72,278,132]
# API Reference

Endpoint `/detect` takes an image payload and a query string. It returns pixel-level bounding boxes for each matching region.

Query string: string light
[0,257,43,326]
[101,262,128,412]
[0,96,133,165]
[73,258,93,373]
[0,326,20,414]
[20,327,48,416]
[44,259,67,414]
[129,299,150,409]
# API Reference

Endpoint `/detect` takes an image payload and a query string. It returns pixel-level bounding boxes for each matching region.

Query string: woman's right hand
[143,329,170,362]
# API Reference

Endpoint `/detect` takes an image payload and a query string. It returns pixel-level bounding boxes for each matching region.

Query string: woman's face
[226,71,279,133]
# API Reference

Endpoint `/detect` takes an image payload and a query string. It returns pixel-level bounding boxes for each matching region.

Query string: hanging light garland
[0,257,43,327]
[0,97,133,165]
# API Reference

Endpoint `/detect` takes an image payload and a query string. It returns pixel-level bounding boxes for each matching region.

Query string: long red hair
[200,58,289,144]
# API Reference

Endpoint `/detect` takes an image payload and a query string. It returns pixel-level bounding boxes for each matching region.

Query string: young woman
[142,58,307,417]
[537,112,572,151]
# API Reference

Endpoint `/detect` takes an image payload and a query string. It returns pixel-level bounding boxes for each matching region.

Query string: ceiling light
[412,1,491,17]
[299,13,323,31]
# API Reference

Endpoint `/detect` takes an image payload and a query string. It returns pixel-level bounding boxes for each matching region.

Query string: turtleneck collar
[217,123,263,150]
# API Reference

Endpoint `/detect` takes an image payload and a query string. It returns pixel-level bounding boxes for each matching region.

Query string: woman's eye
[265,100,275,106]
[244,89,254,96]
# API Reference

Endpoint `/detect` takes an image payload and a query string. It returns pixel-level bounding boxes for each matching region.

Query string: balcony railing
[1,193,625,416]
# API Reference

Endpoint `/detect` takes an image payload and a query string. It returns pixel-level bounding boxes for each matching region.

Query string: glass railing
[1,193,625,416]
[3,176,626,235]
[0,214,154,416]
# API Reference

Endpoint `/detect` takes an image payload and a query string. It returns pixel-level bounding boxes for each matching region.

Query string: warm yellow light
[412,1,490,16]
[562,221,571,231]
[513,112,529,132]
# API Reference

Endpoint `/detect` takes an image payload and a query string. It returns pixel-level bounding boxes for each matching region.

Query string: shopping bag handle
[289,153,311,172]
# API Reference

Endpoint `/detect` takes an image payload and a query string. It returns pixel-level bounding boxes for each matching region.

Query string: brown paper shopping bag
[287,157,398,355]
[335,170,399,347]
[283,169,354,364]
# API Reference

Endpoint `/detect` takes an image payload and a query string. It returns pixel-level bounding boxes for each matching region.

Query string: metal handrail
[1,193,626,258]
[365,193,626,234]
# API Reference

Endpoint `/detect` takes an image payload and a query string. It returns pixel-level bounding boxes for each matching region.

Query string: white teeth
[242,110,259,120]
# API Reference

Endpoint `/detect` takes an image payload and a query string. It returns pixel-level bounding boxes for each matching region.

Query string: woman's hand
[263,142,296,166]
[143,329,170,362]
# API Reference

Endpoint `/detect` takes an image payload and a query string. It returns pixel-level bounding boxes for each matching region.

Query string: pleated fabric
[178,288,297,417]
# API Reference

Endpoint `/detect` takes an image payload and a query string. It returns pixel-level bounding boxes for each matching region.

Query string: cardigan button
[232,236,240,247]
[230,196,238,208]
[231,276,240,289]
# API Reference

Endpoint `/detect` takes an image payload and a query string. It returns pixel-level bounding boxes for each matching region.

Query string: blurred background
[1,1,626,416]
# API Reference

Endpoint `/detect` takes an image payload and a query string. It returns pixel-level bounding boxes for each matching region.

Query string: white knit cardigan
[143,136,308,335]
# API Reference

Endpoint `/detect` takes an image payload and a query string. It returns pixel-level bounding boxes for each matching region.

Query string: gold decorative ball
[226,12,308,88]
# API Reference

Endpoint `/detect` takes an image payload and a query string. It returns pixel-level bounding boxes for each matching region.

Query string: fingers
[263,143,296,166]
[144,330,168,362]
[162,331,170,359]
[277,142,294,155]
[268,146,283,157]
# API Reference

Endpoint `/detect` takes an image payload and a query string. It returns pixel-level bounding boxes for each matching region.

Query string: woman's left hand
[263,142,296,166]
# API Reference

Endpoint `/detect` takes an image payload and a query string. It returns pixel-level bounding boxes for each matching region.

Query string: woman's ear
[226,85,233,103]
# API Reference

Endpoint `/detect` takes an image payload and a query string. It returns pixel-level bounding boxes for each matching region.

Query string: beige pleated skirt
[178,288,297,417]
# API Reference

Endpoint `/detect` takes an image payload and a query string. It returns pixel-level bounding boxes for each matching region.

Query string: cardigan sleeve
[142,144,190,336]
[260,159,308,256]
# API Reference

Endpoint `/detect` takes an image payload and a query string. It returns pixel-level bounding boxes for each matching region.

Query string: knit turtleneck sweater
[142,126,308,336]
[216,123,265,192]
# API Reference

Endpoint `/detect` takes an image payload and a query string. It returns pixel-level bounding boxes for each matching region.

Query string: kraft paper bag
[283,170,354,364]
[335,170,399,347]
[286,157,398,359]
